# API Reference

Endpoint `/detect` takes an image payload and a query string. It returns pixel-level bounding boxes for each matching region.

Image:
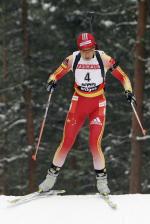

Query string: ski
[100,193,117,209]
[8,189,65,205]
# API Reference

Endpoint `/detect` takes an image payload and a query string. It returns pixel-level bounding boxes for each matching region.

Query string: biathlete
[39,33,136,194]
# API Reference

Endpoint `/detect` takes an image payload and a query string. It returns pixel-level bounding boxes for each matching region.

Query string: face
[80,47,95,60]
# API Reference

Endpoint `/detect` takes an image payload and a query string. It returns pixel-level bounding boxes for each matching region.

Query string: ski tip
[32,154,36,161]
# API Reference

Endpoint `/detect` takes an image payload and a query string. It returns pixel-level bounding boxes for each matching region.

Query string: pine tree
[129,0,148,193]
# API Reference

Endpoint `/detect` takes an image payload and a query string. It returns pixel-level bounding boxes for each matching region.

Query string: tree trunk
[21,0,36,192]
[2,3,8,80]
[23,86,37,192]
[23,87,35,147]
[129,0,148,193]
[3,47,8,80]
[21,0,29,63]
[0,2,8,195]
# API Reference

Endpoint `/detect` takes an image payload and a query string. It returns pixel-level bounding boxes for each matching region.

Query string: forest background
[0,0,149,196]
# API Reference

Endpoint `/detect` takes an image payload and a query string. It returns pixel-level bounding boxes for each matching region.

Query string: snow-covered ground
[0,193,150,224]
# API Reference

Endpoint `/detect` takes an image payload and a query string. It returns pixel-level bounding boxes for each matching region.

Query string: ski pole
[32,91,53,161]
[131,102,146,136]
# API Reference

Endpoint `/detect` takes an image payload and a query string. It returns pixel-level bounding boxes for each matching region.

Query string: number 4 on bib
[84,73,91,82]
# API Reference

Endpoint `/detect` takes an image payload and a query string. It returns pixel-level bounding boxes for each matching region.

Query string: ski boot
[95,168,110,195]
[39,164,60,192]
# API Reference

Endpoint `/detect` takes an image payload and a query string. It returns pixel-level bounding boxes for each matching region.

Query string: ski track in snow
[0,194,150,224]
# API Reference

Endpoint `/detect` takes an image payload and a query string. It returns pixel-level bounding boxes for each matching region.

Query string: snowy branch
[136,134,150,141]
[4,119,26,132]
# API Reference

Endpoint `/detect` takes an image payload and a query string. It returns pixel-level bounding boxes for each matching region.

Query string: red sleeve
[111,66,132,91]
[52,58,70,81]
[48,56,72,82]
[100,52,132,91]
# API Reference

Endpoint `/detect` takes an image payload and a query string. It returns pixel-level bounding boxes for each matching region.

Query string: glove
[124,90,136,104]
[46,79,57,92]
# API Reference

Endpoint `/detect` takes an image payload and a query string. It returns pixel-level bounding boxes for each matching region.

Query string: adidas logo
[90,117,102,125]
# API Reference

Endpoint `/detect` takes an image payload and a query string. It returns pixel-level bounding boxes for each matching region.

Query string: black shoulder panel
[73,53,81,73]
